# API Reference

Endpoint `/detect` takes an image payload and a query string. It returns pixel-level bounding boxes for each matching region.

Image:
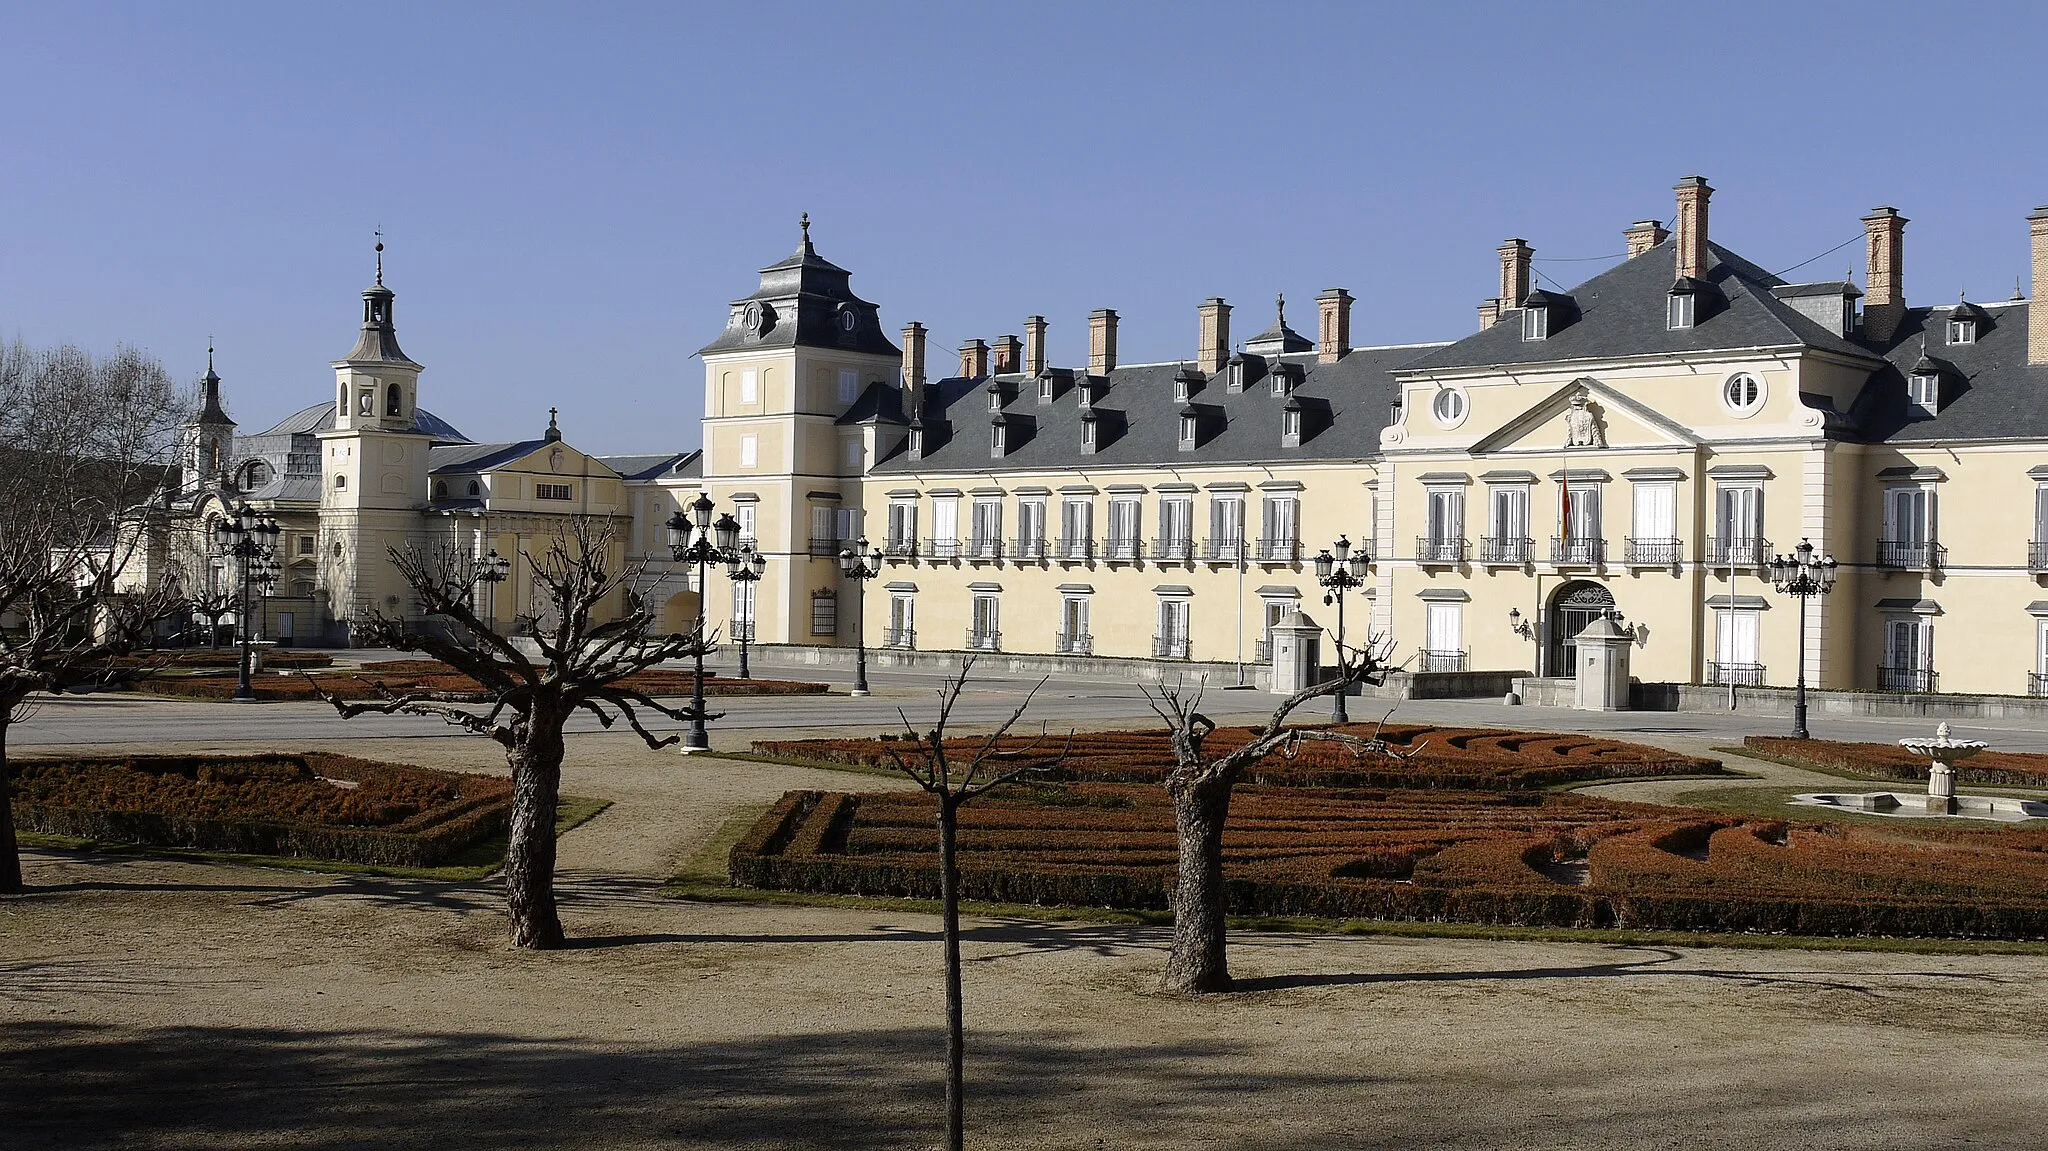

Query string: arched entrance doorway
[1547,580,1615,678]
[662,590,701,636]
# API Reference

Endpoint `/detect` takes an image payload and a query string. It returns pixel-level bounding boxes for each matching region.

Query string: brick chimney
[990,334,1022,375]
[1863,206,1908,345]
[1023,315,1048,377]
[1316,288,1352,363]
[1674,176,1712,282]
[1497,240,1532,310]
[900,322,926,409]
[1088,309,1118,375]
[959,338,990,379]
[1197,298,1230,372]
[2029,207,2048,364]
[1625,219,1669,259]
[1477,299,1501,330]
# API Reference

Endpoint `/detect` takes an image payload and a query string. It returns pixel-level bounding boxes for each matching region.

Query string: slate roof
[253,402,471,444]
[697,226,901,359]
[341,284,419,365]
[427,440,547,474]
[1401,239,1879,374]
[597,451,701,481]
[1852,300,2048,442]
[872,343,1440,474]
[240,473,321,505]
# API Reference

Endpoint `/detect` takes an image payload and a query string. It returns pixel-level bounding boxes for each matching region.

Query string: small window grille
[536,483,574,501]
[810,590,838,636]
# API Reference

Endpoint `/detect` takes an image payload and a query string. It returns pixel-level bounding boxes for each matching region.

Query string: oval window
[1723,372,1765,417]
[1431,387,1468,428]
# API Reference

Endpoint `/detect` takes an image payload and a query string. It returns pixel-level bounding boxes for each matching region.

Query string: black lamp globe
[665,511,690,552]
[1313,549,1335,581]
[690,493,714,535]
[712,512,741,553]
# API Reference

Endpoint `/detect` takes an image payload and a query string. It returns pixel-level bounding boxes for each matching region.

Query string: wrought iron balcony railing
[1055,631,1093,655]
[927,538,961,561]
[1706,661,1765,686]
[2030,542,2048,573]
[1151,537,1195,562]
[1478,536,1532,565]
[1416,649,1467,673]
[1706,536,1771,567]
[1200,539,1245,563]
[966,628,1002,652]
[883,626,915,649]
[1153,635,1191,660]
[1010,536,1047,561]
[1877,665,1937,693]
[883,538,918,559]
[1102,537,1144,563]
[1876,540,1942,570]
[1256,538,1300,563]
[1254,637,1272,663]
[1550,536,1606,565]
[964,537,1003,562]
[2031,670,2048,698]
[1053,537,1095,561]
[728,621,756,644]
[1415,536,1466,565]
[1625,537,1683,566]
[808,536,844,558]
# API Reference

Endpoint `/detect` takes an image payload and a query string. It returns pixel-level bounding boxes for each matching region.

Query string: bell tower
[315,238,433,638]
[182,343,235,494]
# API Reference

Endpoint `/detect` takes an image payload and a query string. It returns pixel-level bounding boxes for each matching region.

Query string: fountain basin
[1791,791,2048,823]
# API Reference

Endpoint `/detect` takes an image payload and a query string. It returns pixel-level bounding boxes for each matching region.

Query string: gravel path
[7,728,2048,1149]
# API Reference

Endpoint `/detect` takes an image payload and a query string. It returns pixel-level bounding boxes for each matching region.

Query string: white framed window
[1059,498,1093,556]
[1667,292,1695,330]
[838,369,858,403]
[736,504,757,542]
[1948,318,1975,345]
[1425,488,1464,543]
[1430,387,1468,428]
[2035,486,2048,547]
[1522,307,1548,340]
[1714,609,1759,670]
[971,594,1001,645]
[889,594,915,645]
[1156,596,1191,656]
[887,500,917,550]
[1713,484,1762,561]
[740,369,759,405]
[1038,375,1054,402]
[844,439,863,470]
[970,498,1003,555]
[931,497,959,556]
[1908,372,1940,414]
[1081,418,1098,453]
[1424,601,1463,656]
[1108,498,1142,558]
[987,389,1002,413]
[1060,595,1090,650]
[1631,483,1676,539]
[535,482,574,501]
[1016,499,1046,555]
[990,424,1005,457]
[1563,484,1602,541]
[1260,496,1298,555]
[1722,372,1765,417]
[2036,617,2048,678]
[1178,413,1198,446]
[1488,485,1528,542]
[1174,375,1192,403]
[1209,497,1243,558]
[738,435,757,469]
[834,507,861,543]
[1886,616,1932,670]
[1884,486,1934,546]
[1282,406,1302,443]
[1159,497,1193,549]
[732,579,756,628]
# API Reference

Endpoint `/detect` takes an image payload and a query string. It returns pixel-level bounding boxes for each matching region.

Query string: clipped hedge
[12,752,512,867]
[1744,735,2048,788]
[138,667,830,702]
[757,724,1722,791]
[729,783,2048,940]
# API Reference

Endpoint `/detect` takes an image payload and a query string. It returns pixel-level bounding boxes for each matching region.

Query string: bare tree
[0,340,186,892]
[1143,636,1403,994]
[879,657,1072,1151]
[311,519,713,948]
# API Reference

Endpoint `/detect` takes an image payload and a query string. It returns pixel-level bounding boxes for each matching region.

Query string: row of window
[883,492,1306,558]
[728,367,874,409]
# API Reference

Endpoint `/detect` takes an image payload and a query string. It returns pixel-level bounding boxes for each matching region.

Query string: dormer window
[1227,357,1245,393]
[1081,412,1099,454]
[1909,371,1941,414]
[1178,411,1199,451]
[1522,305,1549,340]
[1038,375,1054,403]
[908,423,925,459]
[1667,279,1698,330]
[1173,368,1202,404]
[1077,382,1093,411]
[990,422,1006,457]
[987,387,1001,413]
[1948,318,1977,345]
[1282,399,1303,447]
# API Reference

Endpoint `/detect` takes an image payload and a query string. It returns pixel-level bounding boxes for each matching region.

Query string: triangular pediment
[1465,376,1702,456]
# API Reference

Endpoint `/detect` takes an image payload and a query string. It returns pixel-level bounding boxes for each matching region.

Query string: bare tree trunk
[503,709,567,949]
[1164,777,1233,994]
[0,710,20,894]
[938,794,965,1151]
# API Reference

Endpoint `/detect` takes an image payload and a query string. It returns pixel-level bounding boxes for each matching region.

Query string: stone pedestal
[1924,759,1958,815]
[1572,613,1633,712]
[1269,610,1323,695]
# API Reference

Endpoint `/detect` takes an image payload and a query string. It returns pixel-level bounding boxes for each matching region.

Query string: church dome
[255,401,471,444]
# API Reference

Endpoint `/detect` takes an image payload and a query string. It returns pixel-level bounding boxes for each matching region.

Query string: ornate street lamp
[1768,538,1838,740]
[1312,534,1370,723]
[724,543,767,679]
[838,537,885,697]
[473,549,512,628]
[667,496,744,753]
[209,503,282,702]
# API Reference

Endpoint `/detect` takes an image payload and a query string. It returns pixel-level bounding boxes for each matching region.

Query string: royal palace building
[692,178,2048,698]
[147,177,2048,699]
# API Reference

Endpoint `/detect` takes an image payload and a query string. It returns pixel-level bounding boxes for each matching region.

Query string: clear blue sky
[5,1,2046,452]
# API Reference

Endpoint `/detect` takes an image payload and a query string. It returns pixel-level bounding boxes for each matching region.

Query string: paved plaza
[8,668,2048,1149]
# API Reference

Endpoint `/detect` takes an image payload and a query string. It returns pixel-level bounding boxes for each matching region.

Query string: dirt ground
[6,728,2048,1150]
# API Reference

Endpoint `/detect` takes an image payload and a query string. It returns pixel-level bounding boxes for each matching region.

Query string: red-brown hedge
[755,724,1720,791]
[729,783,2048,939]
[12,752,512,867]
[1745,735,2048,788]
[136,667,829,702]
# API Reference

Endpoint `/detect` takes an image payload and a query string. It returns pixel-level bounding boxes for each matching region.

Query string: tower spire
[375,227,384,286]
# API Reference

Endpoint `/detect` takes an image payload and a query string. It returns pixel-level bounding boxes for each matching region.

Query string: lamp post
[724,543,767,679]
[668,495,742,753]
[473,549,512,631]
[1312,534,1370,723]
[1768,538,1838,741]
[838,537,885,697]
[210,504,282,703]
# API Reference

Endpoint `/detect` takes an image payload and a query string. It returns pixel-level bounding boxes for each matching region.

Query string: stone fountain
[1790,723,2046,822]
[1898,721,1986,815]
